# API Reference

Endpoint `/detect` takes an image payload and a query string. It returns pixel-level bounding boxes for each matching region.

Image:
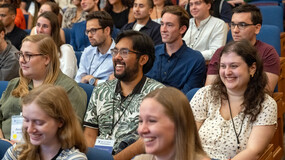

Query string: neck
[155,151,175,160]
[40,141,61,160]
[250,38,257,46]
[155,3,164,9]
[195,14,210,27]
[32,79,44,88]
[0,41,7,53]
[120,73,143,97]
[88,6,99,13]
[227,89,245,102]
[98,37,112,54]
[113,2,124,12]
[137,17,150,25]
[5,23,14,34]
[166,38,183,56]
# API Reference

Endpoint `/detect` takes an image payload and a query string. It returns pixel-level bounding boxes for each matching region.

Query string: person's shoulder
[60,147,87,160]
[255,40,275,50]
[210,16,226,24]
[155,44,165,52]
[72,21,86,29]
[144,77,165,89]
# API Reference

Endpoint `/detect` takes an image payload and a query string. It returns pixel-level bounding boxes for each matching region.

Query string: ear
[0,30,4,38]
[44,55,51,66]
[254,24,261,35]
[148,8,153,15]
[179,25,187,35]
[139,54,149,66]
[206,3,211,11]
[249,62,256,76]
[104,26,111,36]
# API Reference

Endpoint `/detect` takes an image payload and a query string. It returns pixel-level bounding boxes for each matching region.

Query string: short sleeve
[253,95,277,126]
[190,86,211,122]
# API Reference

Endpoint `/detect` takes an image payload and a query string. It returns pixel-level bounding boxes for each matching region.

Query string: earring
[250,73,254,78]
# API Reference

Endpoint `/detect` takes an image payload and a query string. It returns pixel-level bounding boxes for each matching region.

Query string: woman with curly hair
[190,40,277,159]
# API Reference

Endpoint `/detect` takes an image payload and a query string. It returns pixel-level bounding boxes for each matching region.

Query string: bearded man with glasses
[206,4,280,93]
[83,30,164,160]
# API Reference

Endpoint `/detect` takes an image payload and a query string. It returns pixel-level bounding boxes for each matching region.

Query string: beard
[114,59,140,82]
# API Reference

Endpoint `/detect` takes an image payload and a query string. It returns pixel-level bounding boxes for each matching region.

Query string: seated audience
[0,0,26,29]
[75,11,114,85]
[190,40,277,159]
[0,20,19,81]
[183,0,228,60]
[135,87,210,160]
[0,4,27,50]
[2,84,87,160]
[206,4,280,93]
[30,1,65,43]
[121,0,162,45]
[62,0,87,29]
[70,0,100,52]
[35,11,77,78]
[0,35,87,139]
[104,0,135,29]
[83,30,164,160]
[146,5,205,94]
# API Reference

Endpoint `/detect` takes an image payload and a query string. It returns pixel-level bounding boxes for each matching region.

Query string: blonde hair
[144,87,207,160]
[17,84,87,160]
[12,35,60,97]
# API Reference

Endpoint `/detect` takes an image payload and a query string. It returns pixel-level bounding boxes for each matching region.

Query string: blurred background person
[32,11,77,78]
[3,84,87,160]
[135,87,210,160]
[150,0,172,24]
[62,0,87,29]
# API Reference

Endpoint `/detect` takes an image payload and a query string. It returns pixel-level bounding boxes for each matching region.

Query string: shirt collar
[158,41,188,57]
[115,75,147,96]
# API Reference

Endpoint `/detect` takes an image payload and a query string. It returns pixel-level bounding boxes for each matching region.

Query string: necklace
[188,16,212,48]
[227,98,245,150]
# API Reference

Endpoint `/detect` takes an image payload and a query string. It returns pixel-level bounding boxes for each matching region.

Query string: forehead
[232,12,252,23]
[86,18,100,28]
[161,12,179,24]
[115,37,133,50]
[134,0,148,5]
[21,41,40,53]
[220,52,245,63]
[37,17,51,24]
[0,8,9,14]
[40,4,52,11]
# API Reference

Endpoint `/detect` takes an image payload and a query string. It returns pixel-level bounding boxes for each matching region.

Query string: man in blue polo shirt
[146,5,206,94]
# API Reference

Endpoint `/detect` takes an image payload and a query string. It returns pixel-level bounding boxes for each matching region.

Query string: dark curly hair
[211,40,268,122]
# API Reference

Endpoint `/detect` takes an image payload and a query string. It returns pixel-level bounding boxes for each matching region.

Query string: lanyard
[89,53,110,76]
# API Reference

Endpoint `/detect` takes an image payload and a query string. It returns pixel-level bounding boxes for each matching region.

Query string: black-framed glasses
[230,22,256,30]
[111,48,142,58]
[85,28,103,35]
[15,51,44,62]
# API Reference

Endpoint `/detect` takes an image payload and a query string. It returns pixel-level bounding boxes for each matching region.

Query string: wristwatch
[89,77,96,86]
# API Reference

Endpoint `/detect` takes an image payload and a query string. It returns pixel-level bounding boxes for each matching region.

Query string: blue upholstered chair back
[75,51,82,67]
[0,139,12,159]
[63,28,71,44]
[78,83,94,105]
[86,147,114,160]
[0,81,8,98]
[258,5,283,32]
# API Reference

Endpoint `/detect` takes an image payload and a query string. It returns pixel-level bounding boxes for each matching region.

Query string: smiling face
[19,41,50,81]
[36,17,52,35]
[112,37,140,82]
[219,52,256,93]
[160,13,186,44]
[22,101,62,147]
[138,98,175,157]
[81,0,97,12]
[231,12,261,45]
[189,0,210,21]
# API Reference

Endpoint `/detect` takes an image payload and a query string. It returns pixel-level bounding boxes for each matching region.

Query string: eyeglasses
[111,48,142,58]
[189,0,203,7]
[230,22,256,30]
[15,51,44,62]
[85,28,103,35]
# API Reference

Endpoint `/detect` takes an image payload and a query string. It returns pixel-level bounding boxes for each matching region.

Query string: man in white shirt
[183,0,228,60]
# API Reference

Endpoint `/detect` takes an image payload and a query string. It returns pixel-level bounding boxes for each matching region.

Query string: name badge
[94,138,115,154]
[10,115,24,141]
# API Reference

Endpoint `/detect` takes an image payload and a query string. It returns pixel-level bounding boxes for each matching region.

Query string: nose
[232,25,239,33]
[26,122,36,133]
[225,66,232,75]
[138,122,150,135]
[160,24,167,32]
[134,5,139,11]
